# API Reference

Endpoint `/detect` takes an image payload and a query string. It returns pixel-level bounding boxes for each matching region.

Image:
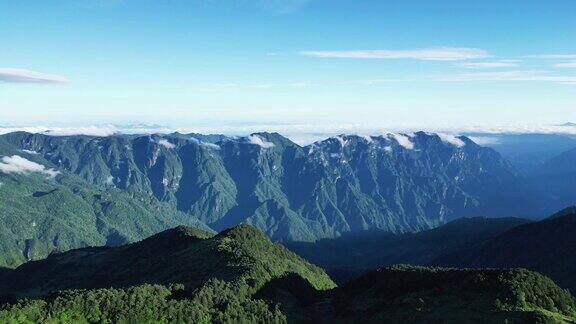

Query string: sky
[1,0,575,140]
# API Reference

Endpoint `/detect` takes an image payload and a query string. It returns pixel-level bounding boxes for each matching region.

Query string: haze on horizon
[1,0,575,135]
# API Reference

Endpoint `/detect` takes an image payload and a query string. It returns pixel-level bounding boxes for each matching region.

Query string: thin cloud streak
[531,54,576,59]
[300,47,491,61]
[556,61,576,68]
[431,70,576,84]
[457,61,519,69]
[0,68,69,84]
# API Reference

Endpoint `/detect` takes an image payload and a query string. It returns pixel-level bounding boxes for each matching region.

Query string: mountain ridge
[0,224,335,298]
[0,131,536,245]
[432,206,576,293]
[1,225,575,323]
[287,216,532,283]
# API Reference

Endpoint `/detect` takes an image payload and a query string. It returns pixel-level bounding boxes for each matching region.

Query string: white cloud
[431,70,576,84]
[0,155,60,178]
[0,126,119,137]
[246,135,275,148]
[388,133,414,150]
[5,123,576,148]
[457,61,519,69]
[0,125,176,137]
[441,124,576,136]
[556,61,576,68]
[437,133,466,147]
[300,47,491,61]
[468,136,501,145]
[335,135,347,147]
[0,68,69,84]
[21,149,39,155]
[105,175,114,185]
[189,137,220,150]
[157,139,176,149]
[531,54,576,59]
[200,142,221,150]
[530,54,576,69]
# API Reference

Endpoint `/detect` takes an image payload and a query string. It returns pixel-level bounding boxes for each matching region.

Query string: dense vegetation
[0,225,335,297]
[2,264,575,323]
[0,166,209,268]
[0,131,534,245]
[2,131,576,322]
[0,224,334,323]
[333,265,576,323]
[0,134,213,268]
[1,226,575,323]
[289,208,576,296]
[287,217,531,283]
[433,207,576,293]
[0,283,286,323]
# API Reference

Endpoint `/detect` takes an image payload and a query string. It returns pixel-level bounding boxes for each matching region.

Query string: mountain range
[529,147,576,212]
[471,133,576,175]
[433,207,576,294]
[290,207,576,295]
[0,130,541,266]
[287,216,532,283]
[2,128,576,322]
[1,225,574,323]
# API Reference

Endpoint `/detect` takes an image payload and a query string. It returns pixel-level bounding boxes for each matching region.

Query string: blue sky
[1,0,575,138]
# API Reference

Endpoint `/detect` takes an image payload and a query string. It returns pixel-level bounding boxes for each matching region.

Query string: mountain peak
[218,223,270,243]
[167,225,215,239]
[249,132,298,148]
[1,224,335,297]
[547,206,576,220]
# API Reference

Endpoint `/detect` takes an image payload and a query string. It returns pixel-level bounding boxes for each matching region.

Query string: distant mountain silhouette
[433,207,576,293]
[287,216,531,283]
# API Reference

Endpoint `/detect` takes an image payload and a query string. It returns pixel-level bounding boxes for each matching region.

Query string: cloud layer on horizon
[2,123,576,146]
